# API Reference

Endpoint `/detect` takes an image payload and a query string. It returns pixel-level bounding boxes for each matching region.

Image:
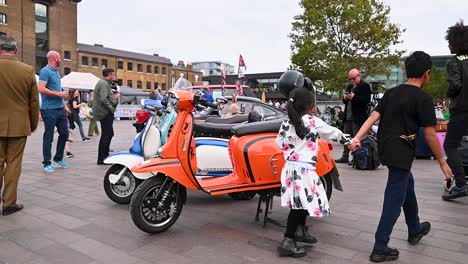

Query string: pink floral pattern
[275,115,340,217]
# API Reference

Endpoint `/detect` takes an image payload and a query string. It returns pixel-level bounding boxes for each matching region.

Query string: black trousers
[285,209,308,238]
[374,167,421,251]
[444,113,468,188]
[341,120,360,159]
[98,113,114,162]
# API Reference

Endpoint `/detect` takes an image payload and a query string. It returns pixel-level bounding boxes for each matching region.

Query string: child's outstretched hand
[348,138,361,151]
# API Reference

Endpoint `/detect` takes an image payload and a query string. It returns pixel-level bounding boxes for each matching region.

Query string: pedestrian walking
[93,68,119,165]
[275,71,351,258]
[335,69,371,165]
[350,51,453,262]
[38,51,70,173]
[67,89,90,142]
[442,20,468,200]
[0,35,40,215]
[87,91,100,137]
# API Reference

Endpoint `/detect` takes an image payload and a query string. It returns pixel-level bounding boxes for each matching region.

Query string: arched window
[0,13,6,25]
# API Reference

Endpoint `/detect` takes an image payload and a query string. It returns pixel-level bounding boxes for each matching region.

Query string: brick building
[0,0,202,90]
[172,60,203,86]
[77,44,203,91]
[0,0,80,73]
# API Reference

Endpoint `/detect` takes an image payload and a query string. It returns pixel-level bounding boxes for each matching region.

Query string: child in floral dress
[276,87,351,258]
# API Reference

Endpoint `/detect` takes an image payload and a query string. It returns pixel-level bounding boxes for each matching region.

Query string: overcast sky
[77,0,468,73]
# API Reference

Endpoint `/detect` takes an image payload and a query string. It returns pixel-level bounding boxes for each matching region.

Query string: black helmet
[303,77,315,93]
[278,70,305,97]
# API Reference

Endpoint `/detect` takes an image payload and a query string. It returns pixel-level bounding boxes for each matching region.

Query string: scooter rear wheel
[130,176,184,234]
[104,164,141,204]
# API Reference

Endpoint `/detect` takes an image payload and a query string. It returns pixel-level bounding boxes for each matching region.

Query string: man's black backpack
[353,135,380,170]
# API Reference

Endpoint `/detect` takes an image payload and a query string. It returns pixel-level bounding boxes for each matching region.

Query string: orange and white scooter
[128,86,345,234]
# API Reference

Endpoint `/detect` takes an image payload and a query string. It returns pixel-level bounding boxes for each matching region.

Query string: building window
[117,79,123,86]
[127,62,133,71]
[154,66,159,74]
[92,57,98,67]
[162,67,167,75]
[64,67,71,75]
[102,59,108,68]
[127,80,133,87]
[81,56,89,66]
[35,3,48,72]
[146,82,151,90]
[162,83,167,90]
[0,13,7,25]
[0,32,6,37]
[146,65,152,73]
[137,81,142,89]
[64,51,71,60]
[137,64,143,73]
[117,61,123,70]
[154,82,159,90]
[0,0,6,6]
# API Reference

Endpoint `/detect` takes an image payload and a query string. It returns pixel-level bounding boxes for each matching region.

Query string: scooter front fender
[132,158,199,190]
[104,152,154,180]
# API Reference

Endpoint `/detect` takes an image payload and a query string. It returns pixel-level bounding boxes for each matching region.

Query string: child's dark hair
[446,20,468,55]
[287,88,315,139]
[405,51,432,78]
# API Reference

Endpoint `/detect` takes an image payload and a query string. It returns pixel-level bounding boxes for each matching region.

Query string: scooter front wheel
[130,176,184,234]
[104,164,141,204]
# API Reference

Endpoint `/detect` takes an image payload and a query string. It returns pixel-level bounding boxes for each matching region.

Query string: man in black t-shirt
[350,52,453,263]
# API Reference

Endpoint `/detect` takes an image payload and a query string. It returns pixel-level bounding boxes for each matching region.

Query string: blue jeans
[41,108,69,166]
[73,116,87,140]
[374,166,421,251]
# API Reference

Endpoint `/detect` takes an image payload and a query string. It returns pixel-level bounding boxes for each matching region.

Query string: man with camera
[335,69,371,164]
[93,68,120,165]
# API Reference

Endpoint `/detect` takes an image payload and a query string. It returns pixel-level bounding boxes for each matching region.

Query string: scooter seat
[193,123,236,139]
[232,119,285,137]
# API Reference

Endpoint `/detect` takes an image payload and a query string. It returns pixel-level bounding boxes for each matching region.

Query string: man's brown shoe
[2,204,24,216]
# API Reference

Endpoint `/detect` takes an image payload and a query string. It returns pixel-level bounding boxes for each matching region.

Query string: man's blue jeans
[374,166,421,251]
[41,108,69,166]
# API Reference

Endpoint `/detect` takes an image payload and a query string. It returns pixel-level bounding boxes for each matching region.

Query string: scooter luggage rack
[255,188,285,228]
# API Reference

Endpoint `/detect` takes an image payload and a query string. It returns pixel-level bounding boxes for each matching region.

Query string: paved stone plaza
[0,120,467,264]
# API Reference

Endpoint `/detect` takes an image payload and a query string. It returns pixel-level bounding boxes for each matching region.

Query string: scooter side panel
[229,133,284,185]
[103,152,154,180]
[131,157,199,190]
[316,140,334,176]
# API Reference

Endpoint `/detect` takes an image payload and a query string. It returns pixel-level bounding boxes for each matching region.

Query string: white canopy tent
[61,72,100,91]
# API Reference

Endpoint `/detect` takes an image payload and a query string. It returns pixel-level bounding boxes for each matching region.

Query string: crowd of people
[0,19,467,264]
[0,34,121,215]
[275,20,468,263]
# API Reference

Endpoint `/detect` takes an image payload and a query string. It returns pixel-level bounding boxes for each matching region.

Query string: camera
[111,80,119,93]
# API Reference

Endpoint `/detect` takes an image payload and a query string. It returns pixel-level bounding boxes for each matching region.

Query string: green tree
[424,68,448,100]
[290,0,405,91]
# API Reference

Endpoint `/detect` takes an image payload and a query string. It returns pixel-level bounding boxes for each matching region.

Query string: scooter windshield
[170,77,193,93]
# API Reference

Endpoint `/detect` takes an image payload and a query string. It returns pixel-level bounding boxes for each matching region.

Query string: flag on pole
[236,80,243,96]
[221,70,226,95]
[239,55,247,69]
[238,55,246,79]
